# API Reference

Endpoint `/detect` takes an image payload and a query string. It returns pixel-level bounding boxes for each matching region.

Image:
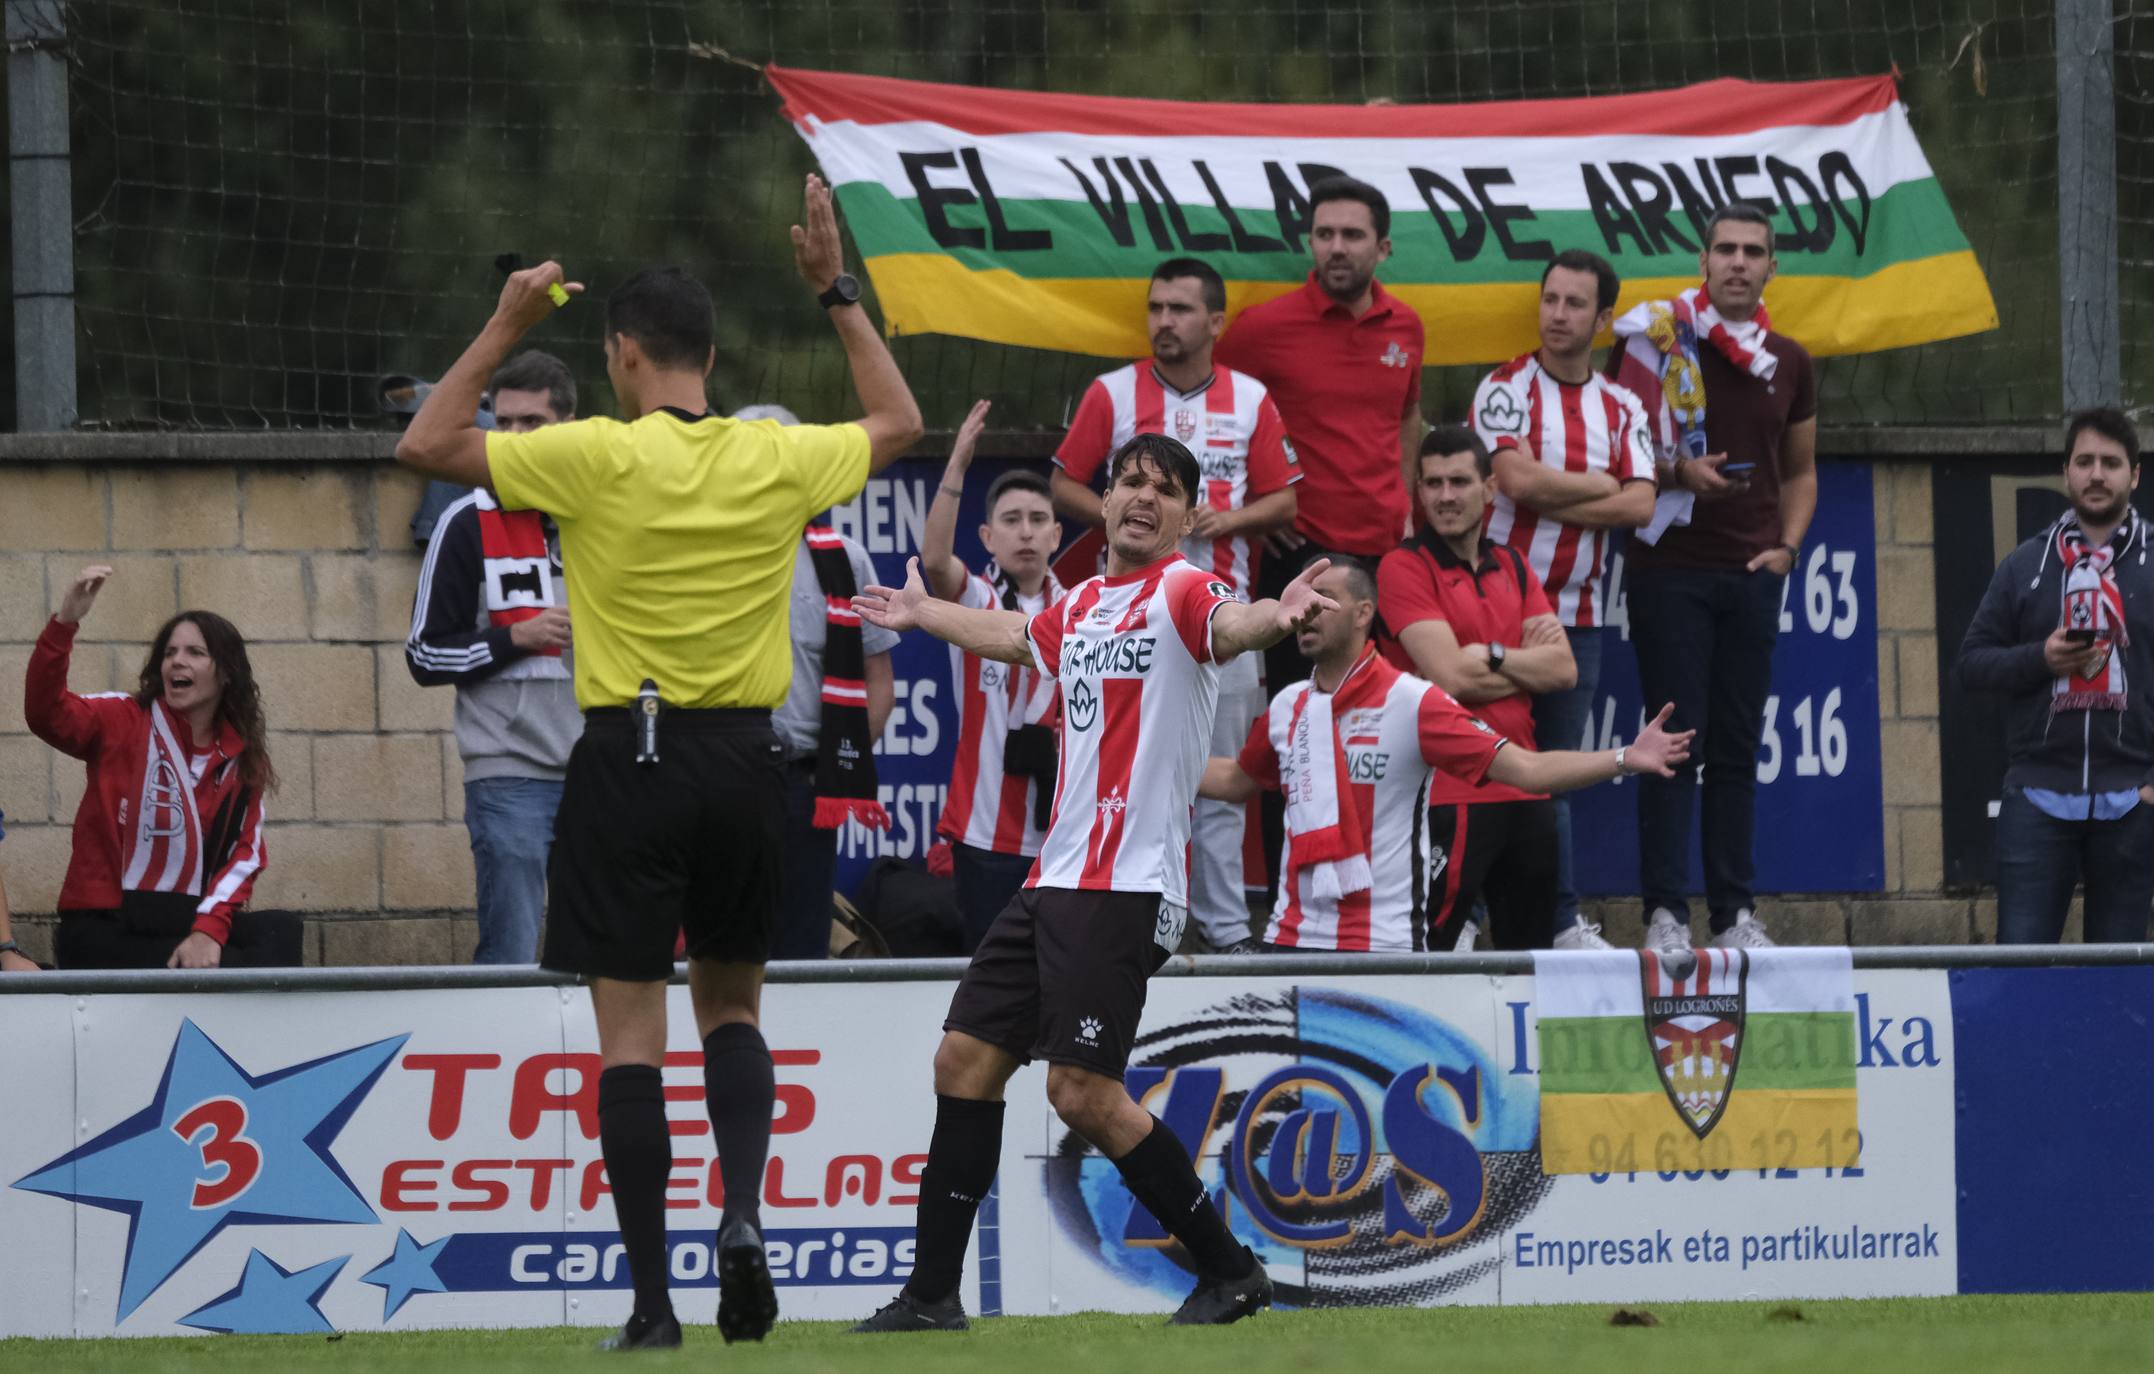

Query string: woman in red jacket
[27,565,285,969]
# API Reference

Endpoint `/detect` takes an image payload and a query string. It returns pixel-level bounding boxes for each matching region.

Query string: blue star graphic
[11,1018,406,1321]
[179,1248,347,1334]
[360,1228,449,1321]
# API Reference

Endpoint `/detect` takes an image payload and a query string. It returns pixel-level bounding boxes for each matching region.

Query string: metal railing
[5,943,2150,996]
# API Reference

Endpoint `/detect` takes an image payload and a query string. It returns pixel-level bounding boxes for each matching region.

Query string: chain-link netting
[28,1,2091,431]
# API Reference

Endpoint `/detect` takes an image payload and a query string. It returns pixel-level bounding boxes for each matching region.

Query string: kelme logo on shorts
[1077,1017,1102,1046]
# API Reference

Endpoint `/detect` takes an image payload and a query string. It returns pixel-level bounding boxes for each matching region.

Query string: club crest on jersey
[1173,408,1199,442]
[1478,388,1526,435]
[1641,949,1748,1139]
[1380,342,1413,369]
[1067,677,1099,731]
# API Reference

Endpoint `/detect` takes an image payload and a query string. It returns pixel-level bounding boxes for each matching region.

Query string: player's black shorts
[943,886,1185,1077]
[543,707,785,981]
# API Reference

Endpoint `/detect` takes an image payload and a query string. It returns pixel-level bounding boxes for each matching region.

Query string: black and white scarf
[805,525,889,831]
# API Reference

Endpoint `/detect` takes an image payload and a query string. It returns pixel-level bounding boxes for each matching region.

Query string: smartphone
[2064,628,2098,646]
[1720,461,1757,477]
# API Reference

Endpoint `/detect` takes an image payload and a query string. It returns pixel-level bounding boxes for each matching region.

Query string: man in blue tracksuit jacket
[1957,407,2154,943]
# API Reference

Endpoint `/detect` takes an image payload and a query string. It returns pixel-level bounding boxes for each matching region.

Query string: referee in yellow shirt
[395,175,923,1351]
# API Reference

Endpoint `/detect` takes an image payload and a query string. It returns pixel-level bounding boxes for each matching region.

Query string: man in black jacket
[1957,408,2154,943]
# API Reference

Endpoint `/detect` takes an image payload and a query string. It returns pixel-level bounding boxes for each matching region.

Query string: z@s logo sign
[1046,988,1547,1307]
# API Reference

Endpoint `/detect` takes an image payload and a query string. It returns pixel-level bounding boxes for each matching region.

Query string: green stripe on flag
[832,177,1969,285]
[1539,1011,1857,1097]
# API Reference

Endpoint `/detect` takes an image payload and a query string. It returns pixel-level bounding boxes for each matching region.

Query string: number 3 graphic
[170,1097,262,1209]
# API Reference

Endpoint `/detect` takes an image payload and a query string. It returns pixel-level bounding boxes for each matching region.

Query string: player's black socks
[901,1094,1007,1304]
[597,1064,676,1322]
[1112,1116,1255,1280]
[702,1021,776,1229]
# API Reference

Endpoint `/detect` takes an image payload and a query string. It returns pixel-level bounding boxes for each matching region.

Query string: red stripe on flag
[769,66,1898,141]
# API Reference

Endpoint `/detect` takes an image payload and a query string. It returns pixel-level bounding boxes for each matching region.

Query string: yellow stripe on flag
[863,249,1997,366]
[1540,1088,1860,1176]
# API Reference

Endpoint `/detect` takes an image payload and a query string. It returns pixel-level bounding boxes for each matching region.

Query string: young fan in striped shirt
[1470,248,1657,945]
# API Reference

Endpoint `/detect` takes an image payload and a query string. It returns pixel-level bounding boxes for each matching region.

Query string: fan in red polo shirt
[1377,426,1604,952]
[1217,177,1425,565]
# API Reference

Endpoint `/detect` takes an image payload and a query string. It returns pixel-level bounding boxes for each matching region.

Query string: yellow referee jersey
[486,407,871,709]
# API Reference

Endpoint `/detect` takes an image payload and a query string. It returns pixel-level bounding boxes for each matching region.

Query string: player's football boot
[1168,1249,1273,1326]
[851,1289,972,1333]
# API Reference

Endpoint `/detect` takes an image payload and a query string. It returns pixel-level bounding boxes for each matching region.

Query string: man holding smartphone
[1957,409,2154,944]
[1609,204,1817,952]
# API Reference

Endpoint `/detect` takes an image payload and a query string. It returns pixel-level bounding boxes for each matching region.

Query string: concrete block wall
[0,449,2010,963]
[0,457,477,965]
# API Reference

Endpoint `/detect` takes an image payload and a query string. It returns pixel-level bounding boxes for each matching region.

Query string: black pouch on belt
[635,679,664,765]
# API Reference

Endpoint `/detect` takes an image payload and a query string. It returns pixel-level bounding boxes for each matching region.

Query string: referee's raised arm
[396,262,585,489]
[794,173,924,470]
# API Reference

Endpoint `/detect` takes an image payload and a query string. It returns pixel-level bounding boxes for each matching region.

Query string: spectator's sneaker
[1168,1250,1274,1326]
[1712,909,1777,949]
[595,1311,682,1352]
[852,1290,970,1333]
[1452,919,1481,952]
[1209,937,1264,956]
[1554,919,1615,951]
[715,1214,777,1344]
[1645,908,1693,952]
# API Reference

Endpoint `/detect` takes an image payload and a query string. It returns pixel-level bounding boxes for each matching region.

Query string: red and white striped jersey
[1054,362,1300,599]
[1023,552,1237,903]
[938,569,1060,858]
[1472,352,1657,627]
[1238,649,1508,951]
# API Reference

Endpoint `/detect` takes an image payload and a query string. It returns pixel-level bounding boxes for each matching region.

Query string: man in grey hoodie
[1957,407,2154,943]
[405,350,585,963]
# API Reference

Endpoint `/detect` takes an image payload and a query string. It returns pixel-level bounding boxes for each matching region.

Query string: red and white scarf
[1612,283,1779,543]
[122,700,212,897]
[1273,680,1372,905]
[2056,519,2131,713]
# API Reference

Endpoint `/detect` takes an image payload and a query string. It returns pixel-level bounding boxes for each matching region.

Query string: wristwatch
[0,939,21,959]
[1614,746,1629,775]
[1487,641,1508,673]
[818,273,862,310]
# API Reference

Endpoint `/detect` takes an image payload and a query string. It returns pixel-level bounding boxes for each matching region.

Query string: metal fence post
[2056,0,2122,413]
[6,0,76,430]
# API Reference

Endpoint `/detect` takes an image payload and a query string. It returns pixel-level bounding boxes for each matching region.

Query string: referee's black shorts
[543,707,785,981]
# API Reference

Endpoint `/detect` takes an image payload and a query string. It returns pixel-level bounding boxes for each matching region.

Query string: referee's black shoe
[596,1310,682,1351]
[851,1289,970,1332]
[716,1214,778,1344]
[1168,1250,1273,1326]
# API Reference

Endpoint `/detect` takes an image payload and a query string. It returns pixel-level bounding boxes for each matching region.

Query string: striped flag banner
[1532,947,1858,1176]
[766,66,1996,365]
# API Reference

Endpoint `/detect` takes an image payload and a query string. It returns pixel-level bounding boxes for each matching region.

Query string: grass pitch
[2,1294,2146,1373]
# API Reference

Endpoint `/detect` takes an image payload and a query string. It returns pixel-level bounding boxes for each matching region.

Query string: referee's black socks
[702,1021,775,1230]
[1112,1116,1256,1280]
[901,1094,1007,1304]
[596,1064,676,1323]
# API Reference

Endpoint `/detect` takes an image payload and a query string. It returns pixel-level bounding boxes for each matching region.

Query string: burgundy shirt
[1217,274,1425,557]
[1618,331,1817,571]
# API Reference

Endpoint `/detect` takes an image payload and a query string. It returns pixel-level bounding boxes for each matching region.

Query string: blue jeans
[1530,625,1605,929]
[465,776,563,964]
[1628,566,1783,933]
[952,842,1036,955]
[775,764,839,960]
[1994,787,2154,944]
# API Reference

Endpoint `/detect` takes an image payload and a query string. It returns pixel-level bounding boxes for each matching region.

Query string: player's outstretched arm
[856,557,1034,666]
[1487,702,1693,794]
[921,399,989,601]
[1198,757,1258,804]
[1212,558,1340,661]
[397,261,583,489]
[795,174,924,472]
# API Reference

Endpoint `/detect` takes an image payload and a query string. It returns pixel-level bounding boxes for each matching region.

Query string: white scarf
[1274,680,1372,905]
